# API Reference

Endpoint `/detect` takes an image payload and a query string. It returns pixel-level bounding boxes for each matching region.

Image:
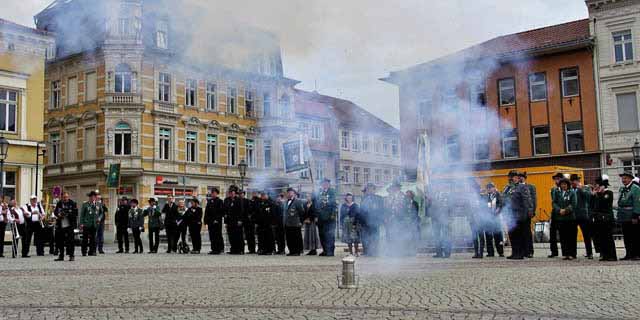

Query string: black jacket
[162,202,179,226]
[255,199,276,227]
[54,199,78,229]
[114,204,131,229]
[224,197,244,225]
[204,197,224,225]
[186,206,203,227]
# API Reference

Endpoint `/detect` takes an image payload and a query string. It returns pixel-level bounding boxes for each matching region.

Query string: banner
[283,137,309,174]
[106,164,121,188]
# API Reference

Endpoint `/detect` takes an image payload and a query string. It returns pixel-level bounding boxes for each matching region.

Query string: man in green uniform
[519,172,536,258]
[548,172,564,258]
[79,191,104,257]
[618,171,640,260]
[570,174,593,259]
[314,179,337,257]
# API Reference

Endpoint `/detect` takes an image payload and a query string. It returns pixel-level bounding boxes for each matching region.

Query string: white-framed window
[65,130,77,162]
[532,126,550,156]
[473,136,489,161]
[186,131,197,163]
[311,124,323,141]
[341,130,350,150]
[51,80,61,109]
[392,139,399,157]
[185,79,197,107]
[1,171,16,200]
[67,76,78,105]
[245,90,254,117]
[384,169,391,183]
[561,68,579,97]
[501,129,519,159]
[343,166,351,183]
[565,122,584,153]
[264,139,272,168]
[156,20,169,49]
[616,92,639,131]
[374,169,382,184]
[315,160,325,181]
[351,132,360,151]
[227,87,237,114]
[118,18,131,36]
[84,127,96,160]
[442,90,458,110]
[50,133,60,164]
[622,160,640,175]
[246,139,255,167]
[469,80,486,107]
[206,83,217,111]
[85,72,97,101]
[363,168,371,184]
[159,127,171,160]
[383,139,390,156]
[227,136,237,166]
[0,89,17,133]
[114,122,132,156]
[529,72,547,101]
[614,30,633,63]
[362,135,370,152]
[115,64,132,93]
[263,92,271,117]
[158,72,171,102]
[353,167,361,185]
[374,139,382,154]
[418,98,432,125]
[499,78,515,106]
[445,135,460,162]
[207,134,217,164]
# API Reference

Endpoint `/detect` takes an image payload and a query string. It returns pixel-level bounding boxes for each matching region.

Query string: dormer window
[156,21,169,49]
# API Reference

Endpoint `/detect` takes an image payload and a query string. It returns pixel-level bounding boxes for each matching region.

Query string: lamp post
[238,159,248,191]
[35,144,46,199]
[633,139,640,175]
[0,136,10,200]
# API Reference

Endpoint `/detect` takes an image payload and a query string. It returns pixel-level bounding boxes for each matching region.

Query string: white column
[20,88,27,140]
[18,166,32,204]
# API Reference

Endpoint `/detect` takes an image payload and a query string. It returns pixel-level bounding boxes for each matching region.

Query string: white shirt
[8,207,25,224]
[22,203,44,222]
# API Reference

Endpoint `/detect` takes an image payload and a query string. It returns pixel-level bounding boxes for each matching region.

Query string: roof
[0,18,53,37]
[384,19,591,82]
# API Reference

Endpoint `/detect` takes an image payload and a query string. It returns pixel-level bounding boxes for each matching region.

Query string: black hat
[508,170,519,178]
[486,182,496,188]
[87,190,98,197]
[595,177,610,187]
[569,174,581,182]
[620,171,635,179]
[228,185,239,193]
[130,199,139,205]
[552,172,564,179]
[559,178,571,187]
[321,178,331,184]
[148,197,157,203]
[286,187,296,193]
[191,197,200,205]
[120,196,129,201]
[518,171,527,178]
[211,187,220,194]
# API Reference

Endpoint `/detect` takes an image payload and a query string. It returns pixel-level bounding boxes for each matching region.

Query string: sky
[0,0,589,128]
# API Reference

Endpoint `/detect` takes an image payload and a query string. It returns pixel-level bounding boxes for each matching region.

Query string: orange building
[383,19,601,183]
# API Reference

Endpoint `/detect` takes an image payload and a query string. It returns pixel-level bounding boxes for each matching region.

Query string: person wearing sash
[23,195,46,256]
[79,191,103,256]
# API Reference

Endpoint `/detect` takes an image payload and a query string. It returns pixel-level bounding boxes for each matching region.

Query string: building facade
[35,0,299,229]
[0,18,54,204]
[383,19,601,189]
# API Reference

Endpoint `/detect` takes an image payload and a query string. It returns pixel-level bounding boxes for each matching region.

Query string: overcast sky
[0,0,588,127]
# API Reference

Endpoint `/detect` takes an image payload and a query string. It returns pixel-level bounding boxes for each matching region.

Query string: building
[0,18,54,204]
[587,0,640,189]
[35,0,299,226]
[382,19,601,186]
[294,90,402,199]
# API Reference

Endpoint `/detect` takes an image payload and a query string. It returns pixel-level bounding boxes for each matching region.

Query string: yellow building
[0,18,54,204]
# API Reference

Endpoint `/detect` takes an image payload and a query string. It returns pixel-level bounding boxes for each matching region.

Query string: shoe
[498,254,504,257]
[586,255,594,260]
[632,256,640,261]
[82,254,87,257]
[547,254,558,258]
[507,256,524,260]
[99,251,105,254]
[621,256,632,261]
[562,256,570,260]
[258,252,272,256]
[116,251,124,254]
[287,253,300,256]
[306,250,317,256]
[319,252,327,256]
[432,254,443,258]
[603,257,618,262]
[472,254,482,259]
[486,254,495,257]
[190,251,199,254]
[526,254,534,259]
[54,257,64,262]
[89,253,97,256]
[69,256,74,261]
[247,251,256,254]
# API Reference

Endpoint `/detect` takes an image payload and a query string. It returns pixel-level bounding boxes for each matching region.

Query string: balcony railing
[106,93,142,105]
[154,101,177,114]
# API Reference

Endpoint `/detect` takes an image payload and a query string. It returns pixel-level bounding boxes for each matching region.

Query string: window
[469,81,486,107]
[67,76,78,105]
[532,126,550,156]
[263,92,271,117]
[51,81,60,109]
[392,139,399,157]
[84,127,96,160]
[315,161,325,180]
[499,78,515,106]
[246,139,255,167]
[363,168,371,184]
[264,139,272,168]
[622,160,640,175]
[374,139,382,154]
[118,18,131,35]
[311,124,323,141]
[85,72,97,101]
[65,130,77,162]
[384,169,391,183]
[0,89,17,133]
[227,87,237,114]
[561,68,579,97]
[383,140,390,155]
[159,128,171,160]
[343,166,351,183]
[565,122,584,153]
[50,133,60,164]
[442,90,458,110]
[617,92,639,131]
[353,167,361,185]
[614,30,633,63]
[374,169,382,184]
[115,64,132,93]
[474,136,489,161]
[352,132,360,151]
[1,171,16,200]
[362,135,370,152]
[207,134,217,164]
[341,130,350,150]
[445,135,460,162]
[206,83,217,111]
[529,73,547,101]
[186,131,197,163]
[158,73,171,102]
[227,137,237,166]
[185,79,197,107]
[156,20,169,49]
[501,129,519,158]
[418,98,432,125]
[245,90,254,117]
[114,122,132,156]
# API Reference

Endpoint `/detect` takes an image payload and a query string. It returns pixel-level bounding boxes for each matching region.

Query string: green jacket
[144,206,163,230]
[314,188,337,223]
[552,189,577,222]
[617,183,640,222]
[128,207,145,229]
[572,186,591,220]
[79,201,105,228]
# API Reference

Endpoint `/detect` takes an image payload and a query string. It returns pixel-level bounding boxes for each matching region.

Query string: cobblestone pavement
[0,246,638,320]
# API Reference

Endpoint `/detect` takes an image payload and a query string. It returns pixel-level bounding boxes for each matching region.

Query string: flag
[283,138,309,174]
[106,164,121,188]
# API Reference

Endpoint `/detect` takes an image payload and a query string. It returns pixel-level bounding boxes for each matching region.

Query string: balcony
[153,100,178,114]
[105,93,142,105]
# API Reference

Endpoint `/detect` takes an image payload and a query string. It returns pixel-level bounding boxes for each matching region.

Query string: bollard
[338,255,358,289]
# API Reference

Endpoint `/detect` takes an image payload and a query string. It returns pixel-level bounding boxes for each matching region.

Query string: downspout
[592,17,606,169]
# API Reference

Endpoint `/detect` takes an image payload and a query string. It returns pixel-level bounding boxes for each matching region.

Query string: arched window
[114,64,132,93]
[114,122,132,155]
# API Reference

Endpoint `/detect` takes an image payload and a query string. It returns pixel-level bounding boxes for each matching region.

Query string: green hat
[620,171,635,179]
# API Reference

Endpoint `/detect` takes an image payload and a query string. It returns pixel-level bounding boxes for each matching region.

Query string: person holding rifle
[53,192,78,261]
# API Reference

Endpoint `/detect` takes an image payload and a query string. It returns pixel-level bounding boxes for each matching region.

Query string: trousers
[285,226,303,254]
[318,221,336,256]
[82,226,97,255]
[56,227,75,258]
[116,226,129,252]
[208,222,224,253]
[165,224,178,253]
[189,224,202,252]
[148,228,160,252]
[558,220,577,258]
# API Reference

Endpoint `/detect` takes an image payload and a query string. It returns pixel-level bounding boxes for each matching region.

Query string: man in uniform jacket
[162,196,179,253]
[548,172,564,258]
[204,188,225,255]
[114,197,131,253]
[240,191,257,254]
[571,174,594,259]
[314,179,337,257]
[23,195,46,256]
[520,172,536,258]
[617,171,640,260]
[273,194,287,254]
[483,183,504,257]
[591,176,617,261]
[79,191,104,256]
[358,183,384,256]
[186,198,203,254]
[284,188,305,256]
[505,171,532,260]
[255,192,276,255]
[95,193,108,254]
[145,198,162,253]
[225,186,245,254]
[128,199,145,254]
[553,178,578,260]
[53,192,78,261]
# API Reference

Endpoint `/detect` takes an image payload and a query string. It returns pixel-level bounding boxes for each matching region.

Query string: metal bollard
[338,255,358,289]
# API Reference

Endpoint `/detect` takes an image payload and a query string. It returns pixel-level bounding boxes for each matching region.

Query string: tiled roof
[0,18,53,37]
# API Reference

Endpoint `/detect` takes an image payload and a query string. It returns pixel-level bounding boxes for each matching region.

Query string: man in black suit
[53,192,78,261]
[205,188,225,254]
[225,186,245,254]
[284,188,305,256]
[162,196,179,253]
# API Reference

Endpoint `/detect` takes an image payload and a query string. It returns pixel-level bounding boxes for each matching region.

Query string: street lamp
[0,136,10,200]
[632,139,640,163]
[238,159,248,191]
